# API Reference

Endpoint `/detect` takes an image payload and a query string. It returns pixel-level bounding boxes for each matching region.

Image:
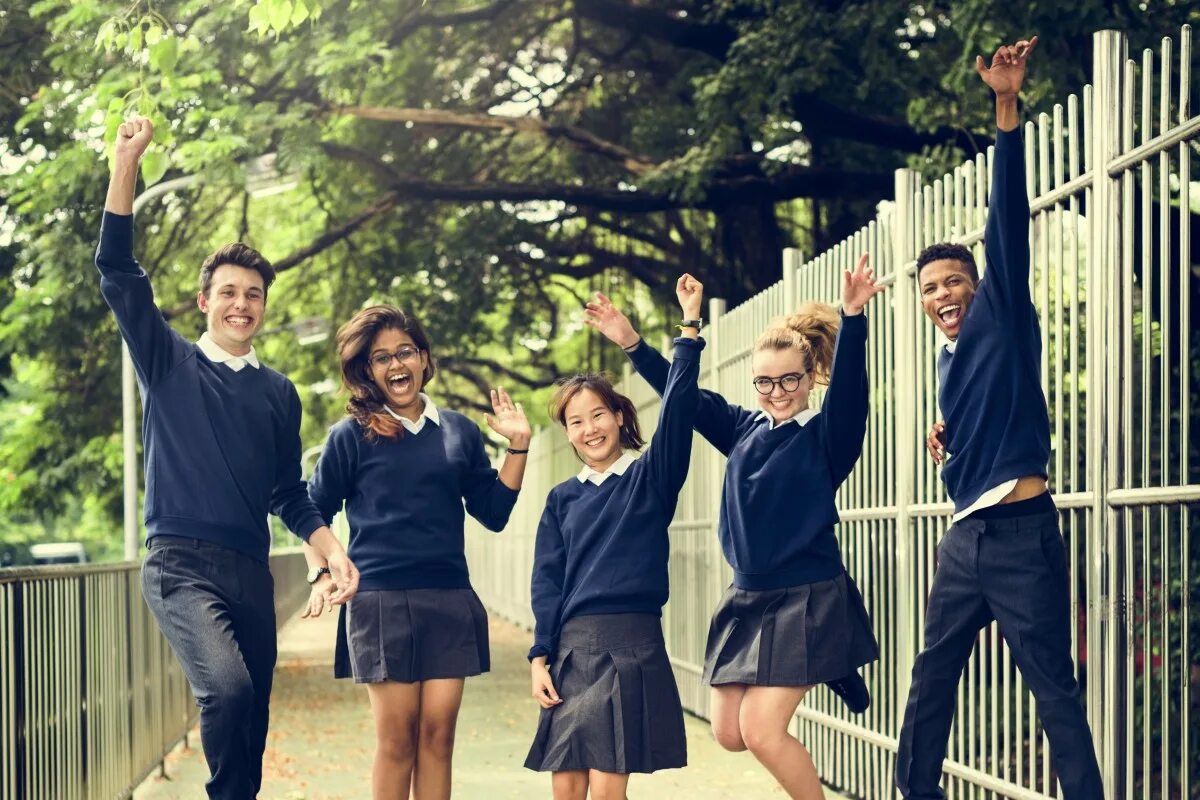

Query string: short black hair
[199,243,276,299]
[916,242,979,284]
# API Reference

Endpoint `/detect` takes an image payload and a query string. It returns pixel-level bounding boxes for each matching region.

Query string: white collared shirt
[755,407,819,431]
[576,452,636,486]
[197,332,260,372]
[383,393,441,435]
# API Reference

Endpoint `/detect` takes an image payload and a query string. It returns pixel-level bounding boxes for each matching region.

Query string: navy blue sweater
[308,410,518,591]
[529,338,704,660]
[95,212,325,562]
[628,314,868,590]
[938,128,1050,514]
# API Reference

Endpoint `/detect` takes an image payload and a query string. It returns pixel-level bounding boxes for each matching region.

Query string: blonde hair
[753,302,840,385]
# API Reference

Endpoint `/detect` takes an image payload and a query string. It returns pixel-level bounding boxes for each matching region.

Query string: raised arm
[585,291,751,455]
[96,117,189,388]
[641,275,705,499]
[820,254,884,486]
[977,37,1037,312]
[461,418,522,533]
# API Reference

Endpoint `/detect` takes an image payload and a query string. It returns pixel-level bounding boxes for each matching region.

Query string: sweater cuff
[839,309,868,330]
[995,126,1023,151]
[98,212,135,262]
[671,336,706,360]
[626,338,659,368]
[527,643,551,661]
[292,514,326,543]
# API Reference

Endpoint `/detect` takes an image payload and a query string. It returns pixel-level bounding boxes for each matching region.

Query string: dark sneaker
[825,671,870,713]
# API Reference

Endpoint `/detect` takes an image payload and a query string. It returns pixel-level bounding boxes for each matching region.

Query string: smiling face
[919,258,978,341]
[751,347,815,424]
[196,264,266,355]
[562,388,624,470]
[368,328,429,417]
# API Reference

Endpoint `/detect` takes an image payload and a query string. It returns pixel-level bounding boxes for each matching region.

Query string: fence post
[1088,28,1127,795]
[782,248,802,311]
[891,168,920,710]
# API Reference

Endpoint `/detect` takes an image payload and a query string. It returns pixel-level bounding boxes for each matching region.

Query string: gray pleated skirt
[334,588,490,683]
[703,571,879,687]
[524,613,687,774]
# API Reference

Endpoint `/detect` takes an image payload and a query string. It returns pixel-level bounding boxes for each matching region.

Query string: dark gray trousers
[142,536,276,800]
[896,510,1104,800]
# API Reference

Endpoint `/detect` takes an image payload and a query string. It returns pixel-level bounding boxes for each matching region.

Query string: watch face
[306,567,323,584]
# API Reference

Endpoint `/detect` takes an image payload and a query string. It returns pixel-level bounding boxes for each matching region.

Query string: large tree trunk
[712,199,786,305]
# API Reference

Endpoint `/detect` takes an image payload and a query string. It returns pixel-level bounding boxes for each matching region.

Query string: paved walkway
[135,608,847,799]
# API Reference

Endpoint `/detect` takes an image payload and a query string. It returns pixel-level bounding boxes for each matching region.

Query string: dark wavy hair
[199,243,276,299]
[916,242,979,284]
[336,305,436,441]
[549,373,644,458]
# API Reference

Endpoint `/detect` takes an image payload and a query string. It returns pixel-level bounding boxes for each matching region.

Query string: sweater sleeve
[307,421,357,528]
[461,422,519,532]
[529,497,566,661]
[270,383,327,541]
[818,312,869,487]
[980,127,1034,317]
[94,212,191,388]
[625,339,752,456]
[640,338,704,500]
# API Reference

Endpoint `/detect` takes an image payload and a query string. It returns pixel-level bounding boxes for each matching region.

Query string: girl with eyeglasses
[302,305,530,800]
[587,255,883,800]
[524,275,704,800]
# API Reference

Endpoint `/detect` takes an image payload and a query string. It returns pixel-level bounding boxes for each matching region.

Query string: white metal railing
[467,27,1198,800]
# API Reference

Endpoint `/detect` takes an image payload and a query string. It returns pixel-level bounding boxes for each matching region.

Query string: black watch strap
[306,566,331,584]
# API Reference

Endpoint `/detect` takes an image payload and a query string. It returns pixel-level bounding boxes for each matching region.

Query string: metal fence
[0,547,309,800]
[466,27,1200,800]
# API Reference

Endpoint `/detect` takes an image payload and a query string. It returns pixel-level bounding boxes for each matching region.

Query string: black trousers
[142,536,277,800]
[896,507,1104,800]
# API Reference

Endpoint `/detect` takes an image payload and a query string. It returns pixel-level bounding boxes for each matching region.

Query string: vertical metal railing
[467,24,1199,800]
[0,548,310,800]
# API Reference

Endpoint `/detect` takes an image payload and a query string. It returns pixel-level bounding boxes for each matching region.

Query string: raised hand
[926,420,946,465]
[842,252,886,315]
[114,116,154,164]
[484,387,531,447]
[676,273,704,320]
[531,659,563,709]
[583,292,641,349]
[976,36,1037,97]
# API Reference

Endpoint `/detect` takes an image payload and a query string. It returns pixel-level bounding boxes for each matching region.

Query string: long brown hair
[549,373,644,457]
[336,305,436,441]
[753,302,840,385]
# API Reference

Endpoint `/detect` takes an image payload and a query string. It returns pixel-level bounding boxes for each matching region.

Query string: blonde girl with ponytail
[587,255,884,800]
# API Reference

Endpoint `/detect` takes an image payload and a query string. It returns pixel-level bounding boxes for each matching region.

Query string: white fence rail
[467,27,1199,799]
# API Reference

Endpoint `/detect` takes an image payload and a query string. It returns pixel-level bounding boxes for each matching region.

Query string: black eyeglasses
[752,373,806,395]
[370,347,420,369]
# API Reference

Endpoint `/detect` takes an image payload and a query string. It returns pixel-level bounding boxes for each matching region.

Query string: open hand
[976,37,1037,97]
[114,116,154,164]
[842,253,886,315]
[531,660,562,709]
[301,575,336,618]
[583,292,640,349]
[484,387,531,446]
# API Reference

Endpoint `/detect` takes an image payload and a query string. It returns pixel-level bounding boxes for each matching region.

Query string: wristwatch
[306,566,331,584]
[678,319,703,331]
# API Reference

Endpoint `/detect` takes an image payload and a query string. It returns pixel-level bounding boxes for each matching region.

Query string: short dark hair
[549,373,644,455]
[916,242,979,284]
[199,243,276,299]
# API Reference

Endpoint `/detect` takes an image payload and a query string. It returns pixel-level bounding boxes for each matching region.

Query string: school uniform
[96,212,327,800]
[308,395,517,683]
[625,312,879,688]
[524,338,703,775]
[894,128,1103,800]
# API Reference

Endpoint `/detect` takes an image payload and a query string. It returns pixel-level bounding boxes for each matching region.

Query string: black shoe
[825,671,870,713]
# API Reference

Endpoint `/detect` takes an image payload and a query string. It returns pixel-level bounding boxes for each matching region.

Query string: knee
[376,721,418,764]
[197,671,254,716]
[711,720,747,752]
[740,721,785,757]
[418,718,457,761]
[589,786,625,800]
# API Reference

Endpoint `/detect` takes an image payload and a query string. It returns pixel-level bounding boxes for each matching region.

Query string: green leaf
[247,3,269,35]
[144,24,162,46]
[290,0,310,27]
[267,0,294,33]
[139,150,169,187]
[149,36,179,74]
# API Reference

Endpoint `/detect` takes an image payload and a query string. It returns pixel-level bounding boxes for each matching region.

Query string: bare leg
[412,678,466,800]
[587,770,631,800]
[739,685,823,799]
[366,681,421,800]
[552,770,588,800]
[709,684,749,751]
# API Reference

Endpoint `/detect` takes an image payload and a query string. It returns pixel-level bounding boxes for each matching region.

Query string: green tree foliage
[0,0,1195,532]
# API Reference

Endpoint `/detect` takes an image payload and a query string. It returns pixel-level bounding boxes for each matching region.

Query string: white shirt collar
[755,407,819,430]
[197,331,260,371]
[945,338,958,354]
[383,393,440,434]
[576,452,636,485]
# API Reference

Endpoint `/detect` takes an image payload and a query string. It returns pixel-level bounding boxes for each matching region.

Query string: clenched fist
[114,116,154,164]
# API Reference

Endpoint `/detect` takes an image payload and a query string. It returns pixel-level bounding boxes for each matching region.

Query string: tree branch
[574,0,736,61]
[334,105,656,174]
[439,355,555,389]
